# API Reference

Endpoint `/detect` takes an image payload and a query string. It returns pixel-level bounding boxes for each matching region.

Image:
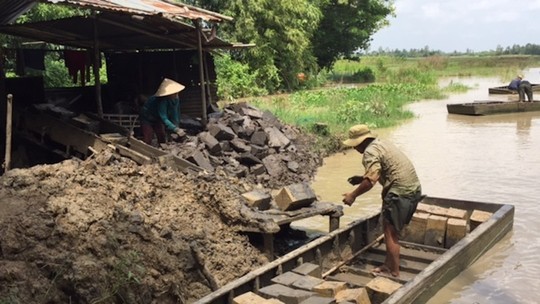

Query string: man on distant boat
[518,78,534,102]
[508,74,522,92]
[342,124,423,278]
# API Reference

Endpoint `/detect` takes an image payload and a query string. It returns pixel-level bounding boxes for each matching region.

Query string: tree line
[368,43,540,57]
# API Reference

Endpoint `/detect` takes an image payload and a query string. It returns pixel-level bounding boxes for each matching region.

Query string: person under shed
[139,78,186,146]
[341,124,423,278]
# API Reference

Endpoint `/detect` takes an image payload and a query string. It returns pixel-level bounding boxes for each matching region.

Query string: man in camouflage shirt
[342,124,422,277]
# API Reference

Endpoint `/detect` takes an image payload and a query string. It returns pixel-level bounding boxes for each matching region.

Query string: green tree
[312,0,393,68]
[221,0,321,92]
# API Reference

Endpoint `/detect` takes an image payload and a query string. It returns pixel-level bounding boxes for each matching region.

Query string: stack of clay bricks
[403,203,494,249]
[233,263,402,304]
[241,183,317,211]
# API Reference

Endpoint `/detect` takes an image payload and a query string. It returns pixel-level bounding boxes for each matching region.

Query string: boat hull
[195,196,514,304]
[488,83,540,94]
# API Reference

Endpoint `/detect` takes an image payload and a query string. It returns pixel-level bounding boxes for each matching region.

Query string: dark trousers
[141,122,166,145]
[519,82,533,102]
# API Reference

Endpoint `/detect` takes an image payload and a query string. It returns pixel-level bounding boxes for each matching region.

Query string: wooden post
[203,52,213,106]
[4,94,13,172]
[263,233,274,261]
[93,12,103,117]
[196,19,207,125]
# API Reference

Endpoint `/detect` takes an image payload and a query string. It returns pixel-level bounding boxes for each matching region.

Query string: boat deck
[328,242,444,286]
[195,196,514,304]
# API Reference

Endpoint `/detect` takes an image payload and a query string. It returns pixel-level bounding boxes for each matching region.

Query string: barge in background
[446,100,540,116]
[488,84,540,94]
[195,196,514,304]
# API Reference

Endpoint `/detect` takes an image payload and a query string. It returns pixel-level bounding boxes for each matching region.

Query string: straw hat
[342,124,377,147]
[518,74,524,79]
[154,78,185,97]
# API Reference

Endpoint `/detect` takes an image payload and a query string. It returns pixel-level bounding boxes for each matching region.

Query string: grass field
[244,55,540,152]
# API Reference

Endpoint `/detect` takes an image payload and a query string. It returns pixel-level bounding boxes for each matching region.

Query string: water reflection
[295,69,540,303]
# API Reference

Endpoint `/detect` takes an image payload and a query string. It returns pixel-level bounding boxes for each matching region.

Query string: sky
[368,0,540,53]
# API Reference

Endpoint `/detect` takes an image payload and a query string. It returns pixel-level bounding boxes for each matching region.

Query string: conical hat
[154,78,185,97]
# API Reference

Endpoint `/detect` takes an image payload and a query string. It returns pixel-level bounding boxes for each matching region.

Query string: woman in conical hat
[139,78,186,145]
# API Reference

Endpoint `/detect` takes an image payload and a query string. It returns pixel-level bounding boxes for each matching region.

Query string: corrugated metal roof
[41,0,232,22]
[0,0,238,51]
[0,0,36,25]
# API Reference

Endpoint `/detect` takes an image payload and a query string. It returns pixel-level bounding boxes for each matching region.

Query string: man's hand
[342,192,356,206]
[347,175,363,185]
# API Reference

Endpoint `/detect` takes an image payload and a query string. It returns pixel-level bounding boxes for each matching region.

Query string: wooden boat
[488,83,540,94]
[195,196,514,304]
[447,100,540,116]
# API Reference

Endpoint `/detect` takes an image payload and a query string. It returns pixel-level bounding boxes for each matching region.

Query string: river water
[294,68,540,303]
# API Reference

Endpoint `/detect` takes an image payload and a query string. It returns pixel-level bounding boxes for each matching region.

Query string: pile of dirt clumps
[0,152,273,303]
[163,103,324,189]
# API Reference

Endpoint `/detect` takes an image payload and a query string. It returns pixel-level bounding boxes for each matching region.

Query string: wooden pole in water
[4,94,13,172]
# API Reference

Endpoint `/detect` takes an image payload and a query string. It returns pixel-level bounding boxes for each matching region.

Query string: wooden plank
[360,252,428,274]
[338,265,412,285]
[326,273,371,287]
[369,244,441,263]
[114,143,152,165]
[22,110,110,155]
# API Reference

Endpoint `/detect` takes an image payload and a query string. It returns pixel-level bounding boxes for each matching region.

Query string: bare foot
[371,265,399,278]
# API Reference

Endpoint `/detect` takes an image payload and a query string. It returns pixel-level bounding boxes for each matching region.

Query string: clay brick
[272,272,305,287]
[299,296,335,304]
[445,218,468,248]
[248,164,265,176]
[208,123,236,140]
[293,263,322,278]
[415,203,432,214]
[241,190,272,210]
[292,276,325,291]
[265,126,291,148]
[424,214,448,248]
[312,281,347,297]
[335,288,371,304]
[446,207,468,220]
[259,284,314,304]
[470,210,493,230]
[233,291,268,304]
[365,277,402,304]
[416,203,449,217]
[274,183,317,211]
[263,299,286,304]
[402,212,429,244]
[199,132,221,155]
[251,130,268,146]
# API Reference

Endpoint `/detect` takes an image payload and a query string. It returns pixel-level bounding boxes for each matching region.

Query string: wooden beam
[93,13,103,117]
[196,20,207,125]
[3,94,12,171]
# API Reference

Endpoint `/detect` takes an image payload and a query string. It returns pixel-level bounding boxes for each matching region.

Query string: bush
[214,54,267,100]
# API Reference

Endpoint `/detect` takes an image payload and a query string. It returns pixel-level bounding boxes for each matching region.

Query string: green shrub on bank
[252,81,442,135]
[214,54,267,101]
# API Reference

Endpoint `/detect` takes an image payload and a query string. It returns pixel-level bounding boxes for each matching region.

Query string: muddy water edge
[294,69,540,304]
